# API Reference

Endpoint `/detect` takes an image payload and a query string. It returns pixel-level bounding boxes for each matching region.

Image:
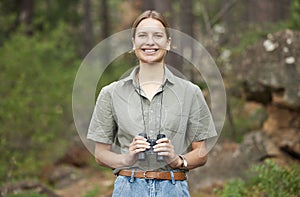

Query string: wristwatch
[178,155,188,168]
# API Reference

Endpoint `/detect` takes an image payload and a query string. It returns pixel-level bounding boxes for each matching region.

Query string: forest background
[0,0,300,196]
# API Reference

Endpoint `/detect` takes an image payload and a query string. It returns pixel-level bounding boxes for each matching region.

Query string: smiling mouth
[142,49,159,53]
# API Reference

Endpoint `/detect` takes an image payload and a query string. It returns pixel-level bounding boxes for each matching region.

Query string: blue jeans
[112,175,190,197]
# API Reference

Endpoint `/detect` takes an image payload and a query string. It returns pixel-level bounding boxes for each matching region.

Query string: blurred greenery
[0,0,300,196]
[290,0,300,30]
[95,53,137,100]
[215,159,300,197]
[83,187,100,197]
[221,96,267,142]
[0,22,80,182]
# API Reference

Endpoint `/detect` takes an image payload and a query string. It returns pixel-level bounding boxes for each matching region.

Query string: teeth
[144,49,156,53]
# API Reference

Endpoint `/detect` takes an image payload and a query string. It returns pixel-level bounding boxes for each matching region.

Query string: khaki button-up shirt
[87,66,217,172]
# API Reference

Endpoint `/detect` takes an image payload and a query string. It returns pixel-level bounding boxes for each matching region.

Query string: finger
[136,140,150,148]
[135,143,150,149]
[129,145,148,153]
[156,137,170,144]
[154,142,173,149]
[133,147,147,153]
[129,141,150,152]
[153,144,173,152]
[156,151,175,157]
[131,138,150,146]
[134,136,148,141]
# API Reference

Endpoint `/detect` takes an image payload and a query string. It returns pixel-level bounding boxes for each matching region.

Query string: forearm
[94,136,150,169]
[94,143,131,169]
[170,141,208,170]
[95,150,127,169]
[184,146,208,169]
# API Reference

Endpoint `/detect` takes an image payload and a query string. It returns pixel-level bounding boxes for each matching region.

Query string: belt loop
[170,171,175,185]
[129,168,135,183]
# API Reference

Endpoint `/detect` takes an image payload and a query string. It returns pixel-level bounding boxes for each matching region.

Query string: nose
[145,35,155,45]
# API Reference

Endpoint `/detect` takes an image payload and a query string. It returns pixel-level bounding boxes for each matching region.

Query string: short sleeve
[87,85,117,144]
[187,85,217,142]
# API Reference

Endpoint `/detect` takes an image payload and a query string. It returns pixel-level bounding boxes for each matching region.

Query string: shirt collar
[121,65,175,86]
[164,65,175,85]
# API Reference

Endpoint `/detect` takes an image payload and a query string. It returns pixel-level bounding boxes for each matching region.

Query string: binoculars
[138,133,166,161]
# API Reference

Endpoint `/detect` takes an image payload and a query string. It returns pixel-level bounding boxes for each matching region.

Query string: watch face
[179,155,188,168]
[183,159,188,168]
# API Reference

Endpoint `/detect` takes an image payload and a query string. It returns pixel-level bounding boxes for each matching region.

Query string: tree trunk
[83,0,94,56]
[100,0,110,39]
[174,0,194,73]
[180,0,193,37]
[100,0,110,61]
[141,0,155,11]
[153,0,174,26]
[19,0,34,35]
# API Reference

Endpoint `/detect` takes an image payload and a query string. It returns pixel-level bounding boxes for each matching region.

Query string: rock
[237,29,300,108]
[233,131,281,162]
[263,105,300,159]
[189,141,239,190]
[233,28,300,163]
[189,131,281,191]
[55,136,92,167]
[48,165,84,189]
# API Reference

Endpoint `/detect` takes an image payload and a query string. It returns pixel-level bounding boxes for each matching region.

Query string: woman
[87,10,217,197]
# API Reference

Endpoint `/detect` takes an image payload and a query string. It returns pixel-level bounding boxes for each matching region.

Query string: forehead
[136,18,165,33]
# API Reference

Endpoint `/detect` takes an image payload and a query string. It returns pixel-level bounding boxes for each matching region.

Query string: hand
[153,137,179,167]
[126,135,150,166]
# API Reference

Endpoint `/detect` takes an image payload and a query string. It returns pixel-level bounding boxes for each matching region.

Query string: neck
[138,62,165,84]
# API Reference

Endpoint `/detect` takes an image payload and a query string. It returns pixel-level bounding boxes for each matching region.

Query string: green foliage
[221,96,267,142]
[33,0,81,30]
[0,0,18,44]
[251,160,300,197]
[289,0,300,30]
[95,53,137,100]
[0,0,81,41]
[216,160,300,197]
[230,26,267,54]
[215,179,247,197]
[0,23,80,183]
[83,186,100,197]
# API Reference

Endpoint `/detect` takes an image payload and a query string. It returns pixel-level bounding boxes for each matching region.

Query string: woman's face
[133,18,170,64]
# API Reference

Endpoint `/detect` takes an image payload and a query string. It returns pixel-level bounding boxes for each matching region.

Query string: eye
[154,34,163,38]
[137,33,147,38]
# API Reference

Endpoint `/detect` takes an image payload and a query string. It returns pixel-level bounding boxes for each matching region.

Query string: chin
[137,53,166,64]
[141,58,164,64]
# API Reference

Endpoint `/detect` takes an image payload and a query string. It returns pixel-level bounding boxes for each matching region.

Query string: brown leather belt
[118,169,186,181]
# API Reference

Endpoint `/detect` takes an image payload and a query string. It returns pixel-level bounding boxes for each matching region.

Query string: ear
[132,37,136,50]
[166,37,171,51]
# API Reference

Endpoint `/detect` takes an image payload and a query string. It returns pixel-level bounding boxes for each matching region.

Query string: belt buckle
[143,171,154,179]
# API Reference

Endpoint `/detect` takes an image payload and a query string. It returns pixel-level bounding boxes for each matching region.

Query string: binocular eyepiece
[138,133,166,161]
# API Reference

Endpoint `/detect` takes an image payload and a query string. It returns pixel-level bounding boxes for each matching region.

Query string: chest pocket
[161,103,188,140]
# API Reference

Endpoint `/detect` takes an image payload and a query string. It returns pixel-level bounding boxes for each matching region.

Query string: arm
[94,142,128,169]
[154,139,208,170]
[94,136,150,169]
[172,140,208,169]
